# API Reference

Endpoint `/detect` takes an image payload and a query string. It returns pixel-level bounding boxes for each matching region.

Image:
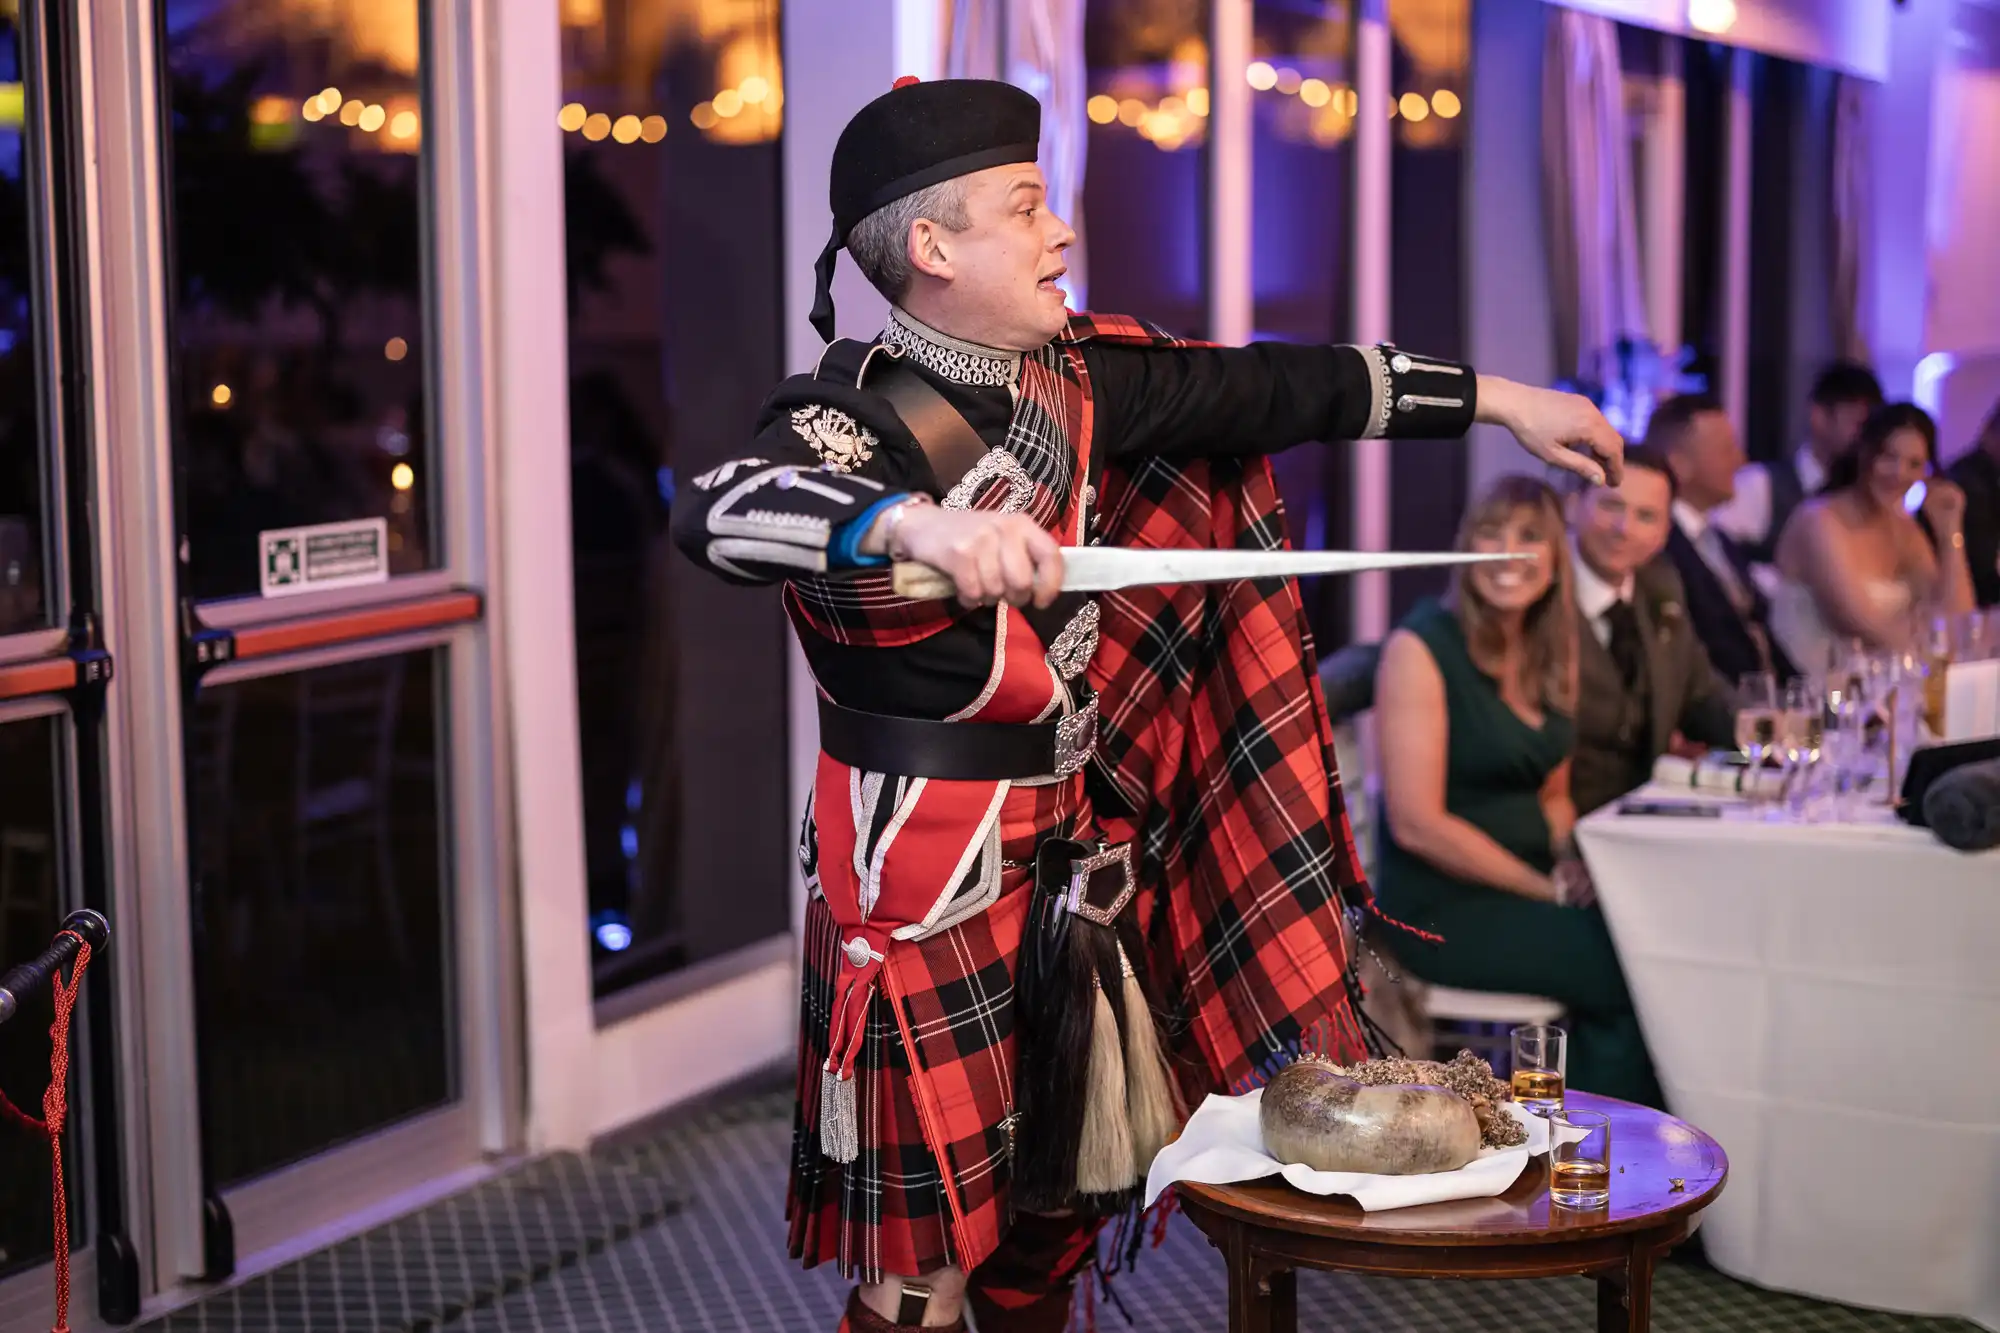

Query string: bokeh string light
[552,72,786,146]
[1087,60,1464,153]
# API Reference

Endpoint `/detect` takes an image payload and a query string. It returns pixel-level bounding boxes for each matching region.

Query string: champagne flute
[1929,615,1977,735]
[1779,678,1824,814]
[1734,672,1780,801]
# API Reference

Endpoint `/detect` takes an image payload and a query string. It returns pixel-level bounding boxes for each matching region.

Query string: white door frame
[493,0,799,1155]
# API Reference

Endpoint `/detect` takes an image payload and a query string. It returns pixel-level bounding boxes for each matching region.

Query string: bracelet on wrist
[878,494,934,560]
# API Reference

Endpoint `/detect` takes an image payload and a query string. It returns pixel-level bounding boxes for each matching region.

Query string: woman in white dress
[1769,403,1976,673]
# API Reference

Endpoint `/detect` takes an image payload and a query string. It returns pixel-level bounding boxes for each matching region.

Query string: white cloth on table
[1576,789,2000,1329]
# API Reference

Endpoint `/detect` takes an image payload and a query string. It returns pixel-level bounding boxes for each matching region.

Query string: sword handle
[890,561,958,600]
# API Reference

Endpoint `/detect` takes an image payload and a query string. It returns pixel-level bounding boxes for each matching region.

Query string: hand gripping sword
[890,548,1529,600]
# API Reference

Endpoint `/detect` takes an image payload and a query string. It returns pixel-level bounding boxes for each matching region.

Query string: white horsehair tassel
[820,1063,859,1164]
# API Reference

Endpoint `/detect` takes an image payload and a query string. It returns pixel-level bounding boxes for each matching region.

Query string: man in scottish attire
[670,78,1623,1333]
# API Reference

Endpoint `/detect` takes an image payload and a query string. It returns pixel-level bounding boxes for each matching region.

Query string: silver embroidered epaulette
[790,404,877,473]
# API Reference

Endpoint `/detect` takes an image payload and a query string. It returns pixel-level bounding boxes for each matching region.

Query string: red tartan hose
[0,932,92,1333]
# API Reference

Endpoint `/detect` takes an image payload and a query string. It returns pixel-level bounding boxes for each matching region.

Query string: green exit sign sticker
[260,517,390,598]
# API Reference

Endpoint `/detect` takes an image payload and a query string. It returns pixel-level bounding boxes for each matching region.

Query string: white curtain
[949,0,1090,309]
[1831,74,1873,364]
[1540,9,1646,387]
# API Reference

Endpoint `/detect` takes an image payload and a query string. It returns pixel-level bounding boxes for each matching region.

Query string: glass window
[558,0,794,999]
[1083,0,1210,336]
[1250,0,1353,346]
[158,0,434,603]
[1680,39,1729,402]
[1387,0,1471,621]
[0,716,69,1280]
[1249,0,1354,650]
[1746,52,1814,459]
[188,651,453,1187]
[0,10,50,636]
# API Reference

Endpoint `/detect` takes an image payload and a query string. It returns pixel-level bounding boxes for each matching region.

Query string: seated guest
[1648,394,1797,682]
[1373,475,1662,1108]
[1567,446,1737,816]
[1712,360,1883,565]
[1946,398,2000,608]
[1770,403,1977,671]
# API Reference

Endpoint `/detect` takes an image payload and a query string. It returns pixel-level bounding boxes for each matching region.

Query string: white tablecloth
[1576,791,2000,1329]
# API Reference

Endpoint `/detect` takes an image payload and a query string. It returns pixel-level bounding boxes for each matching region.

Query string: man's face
[1670,409,1745,509]
[916,164,1075,350]
[1570,465,1673,585]
[1809,398,1874,460]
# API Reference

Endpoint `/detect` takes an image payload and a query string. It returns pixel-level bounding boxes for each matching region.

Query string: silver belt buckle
[1063,842,1135,927]
[1053,696,1098,778]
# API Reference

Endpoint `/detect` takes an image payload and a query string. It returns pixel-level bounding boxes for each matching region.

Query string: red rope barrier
[0,932,92,1333]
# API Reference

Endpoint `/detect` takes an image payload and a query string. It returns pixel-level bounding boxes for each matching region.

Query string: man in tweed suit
[1568,447,1737,816]
[672,77,1625,1333]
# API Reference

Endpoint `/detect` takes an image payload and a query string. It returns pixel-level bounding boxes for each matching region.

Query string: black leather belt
[817,696,1097,781]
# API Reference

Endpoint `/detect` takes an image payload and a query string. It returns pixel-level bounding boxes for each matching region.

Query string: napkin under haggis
[1331,1050,1528,1149]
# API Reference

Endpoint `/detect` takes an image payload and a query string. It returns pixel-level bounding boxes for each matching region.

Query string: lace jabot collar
[883,307,1023,389]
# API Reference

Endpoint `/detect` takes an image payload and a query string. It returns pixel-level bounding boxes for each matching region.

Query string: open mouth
[1038,268,1067,293]
[1482,564,1533,592]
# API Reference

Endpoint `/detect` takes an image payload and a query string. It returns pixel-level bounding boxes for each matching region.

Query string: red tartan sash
[784,350,1090,649]
[1068,312,1369,1092]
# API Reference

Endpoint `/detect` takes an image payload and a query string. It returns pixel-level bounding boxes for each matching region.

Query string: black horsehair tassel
[1010,888,1094,1211]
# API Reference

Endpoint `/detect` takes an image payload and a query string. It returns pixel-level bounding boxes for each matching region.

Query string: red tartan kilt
[788,887,1034,1282]
[789,780,1068,1282]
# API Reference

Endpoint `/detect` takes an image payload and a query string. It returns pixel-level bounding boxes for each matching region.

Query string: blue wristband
[827,494,910,569]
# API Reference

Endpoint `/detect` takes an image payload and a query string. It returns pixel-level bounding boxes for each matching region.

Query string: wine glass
[1955,610,1993,663]
[1778,678,1823,813]
[1734,672,1779,803]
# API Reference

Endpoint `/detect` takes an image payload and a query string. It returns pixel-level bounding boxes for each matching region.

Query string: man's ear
[908,218,953,282]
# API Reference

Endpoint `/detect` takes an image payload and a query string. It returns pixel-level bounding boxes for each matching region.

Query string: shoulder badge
[790,404,877,474]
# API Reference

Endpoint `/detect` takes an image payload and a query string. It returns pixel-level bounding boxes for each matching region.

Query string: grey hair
[845,178,972,301]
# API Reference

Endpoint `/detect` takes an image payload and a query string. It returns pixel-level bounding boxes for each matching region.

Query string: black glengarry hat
[810,77,1041,342]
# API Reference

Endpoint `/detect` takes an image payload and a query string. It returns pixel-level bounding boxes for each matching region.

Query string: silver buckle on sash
[1062,842,1135,927]
[1053,697,1098,778]
[1044,601,1101,680]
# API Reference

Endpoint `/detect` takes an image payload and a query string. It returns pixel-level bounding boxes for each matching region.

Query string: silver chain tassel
[820,1064,859,1164]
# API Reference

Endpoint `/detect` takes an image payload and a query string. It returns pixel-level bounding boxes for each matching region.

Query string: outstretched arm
[1087,340,1623,485]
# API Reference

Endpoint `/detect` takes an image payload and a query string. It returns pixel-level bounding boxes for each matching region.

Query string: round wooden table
[1174,1092,1727,1333]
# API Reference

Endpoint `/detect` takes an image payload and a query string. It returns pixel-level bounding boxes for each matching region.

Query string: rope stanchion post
[0,916,104,1333]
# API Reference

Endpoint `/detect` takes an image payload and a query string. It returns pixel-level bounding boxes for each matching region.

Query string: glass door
[145,0,501,1277]
[0,0,134,1326]
[63,0,512,1301]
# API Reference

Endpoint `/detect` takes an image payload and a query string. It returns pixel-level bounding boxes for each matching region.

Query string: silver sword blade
[1053,546,1527,593]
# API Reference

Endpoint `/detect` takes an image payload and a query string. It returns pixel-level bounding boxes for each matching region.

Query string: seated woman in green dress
[1372,475,1663,1108]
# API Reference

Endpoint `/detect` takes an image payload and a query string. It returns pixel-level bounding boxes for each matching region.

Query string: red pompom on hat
[892,75,921,89]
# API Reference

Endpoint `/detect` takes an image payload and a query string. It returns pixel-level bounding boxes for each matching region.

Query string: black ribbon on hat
[810,226,843,343]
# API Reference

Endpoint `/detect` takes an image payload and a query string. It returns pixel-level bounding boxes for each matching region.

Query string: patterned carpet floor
[140,1072,1985,1333]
